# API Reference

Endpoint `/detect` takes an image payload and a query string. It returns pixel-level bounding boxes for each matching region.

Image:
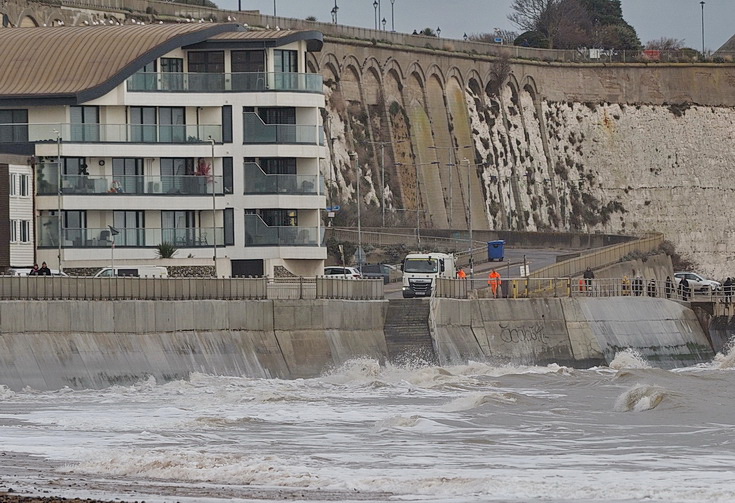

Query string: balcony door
[70,106,99,142]
[160,57,184,91]
[112,158,143,194]
[162,210,196,247]
[63,210,86,247]
[113,210,144,247]
[130,107,157,143]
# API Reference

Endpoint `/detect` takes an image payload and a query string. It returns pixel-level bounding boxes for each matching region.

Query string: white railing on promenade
[0,276,383,301]
[436,276,719,302]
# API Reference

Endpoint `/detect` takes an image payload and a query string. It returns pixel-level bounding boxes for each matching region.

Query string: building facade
[0,23,327,277]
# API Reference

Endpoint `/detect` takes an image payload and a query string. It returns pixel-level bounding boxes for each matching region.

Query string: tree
[646,37,685,51]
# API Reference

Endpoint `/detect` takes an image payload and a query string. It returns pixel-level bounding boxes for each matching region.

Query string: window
[70,106,99,142]
[258,107,296,124]
[10,220,17,243]
[63,210,86,247]
[160,158,195,194]
[112,158,143,193]
[19,174,29,197]
[130,106,157,142]
[0,109,28,143]
[159,107,185,143]
[274,50,298,73]
[232,50,266,73]
[19,220,30,243]
[9,173,16,196]
[260,158,296,175]
[188,51,224,73]
[161,57,184,90]
[113,210,145,246]
[162,210,197,247]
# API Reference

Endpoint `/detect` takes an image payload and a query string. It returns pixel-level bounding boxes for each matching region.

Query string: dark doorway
[232,259,263,277]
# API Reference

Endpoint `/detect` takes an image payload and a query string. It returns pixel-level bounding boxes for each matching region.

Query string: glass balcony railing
[0,123,221,144]
[244,214,325,247]
[243,113,324,145]
[243,163,325,195]
[37,222,223,248]
[36,169,223,196]
[127,71,323,93]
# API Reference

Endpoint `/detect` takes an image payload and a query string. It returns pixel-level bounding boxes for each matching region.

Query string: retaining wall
[0,297,716,391]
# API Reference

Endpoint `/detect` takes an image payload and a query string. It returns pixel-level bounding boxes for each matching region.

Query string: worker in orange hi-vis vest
[488,268,501,298]
[457,268,467,279]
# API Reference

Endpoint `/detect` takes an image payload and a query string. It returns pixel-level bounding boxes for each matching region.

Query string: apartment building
[0,23,327,277]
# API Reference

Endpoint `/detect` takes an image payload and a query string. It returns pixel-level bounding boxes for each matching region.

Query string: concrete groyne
[0,297,716,391]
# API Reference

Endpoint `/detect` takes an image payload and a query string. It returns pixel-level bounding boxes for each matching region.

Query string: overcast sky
[215,0,731,52]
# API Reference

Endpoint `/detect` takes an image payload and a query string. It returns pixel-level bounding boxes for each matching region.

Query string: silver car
[674,272,721,293]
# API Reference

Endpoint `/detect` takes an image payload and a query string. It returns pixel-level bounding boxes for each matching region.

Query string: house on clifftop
[0,23,327,277]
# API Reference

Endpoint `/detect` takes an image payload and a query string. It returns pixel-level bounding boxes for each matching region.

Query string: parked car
[673,272,721,293]
[324,266,362,279]
[360,263,394,284]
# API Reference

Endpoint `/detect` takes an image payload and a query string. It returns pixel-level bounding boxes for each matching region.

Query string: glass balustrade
[243,113,324,145]
[0,123,222,144]
[243,163,324,195]
[127,72,323,93]
[244,214,325,247]
[36,168,223,196]
[37,226,223,248]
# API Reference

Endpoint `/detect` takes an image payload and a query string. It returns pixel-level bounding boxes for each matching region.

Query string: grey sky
[216,0,731,52]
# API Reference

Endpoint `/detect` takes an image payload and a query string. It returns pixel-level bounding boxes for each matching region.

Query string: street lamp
[463,33,468,41]
[274,0,277,17]
[436,26,441,38]
[382,17,386,31]
[390,0,395,31]
[373,0,378,30]
[349,151,363,273]
[332,0,338,24]
[700,1,706,58]
[53,129,62,272]
[209,136,217,277]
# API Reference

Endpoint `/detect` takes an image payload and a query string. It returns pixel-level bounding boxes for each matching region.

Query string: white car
[324,266,363,279]
[673,272,721,292]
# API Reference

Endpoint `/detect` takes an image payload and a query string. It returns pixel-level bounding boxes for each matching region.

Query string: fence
[0,276,383,301]
[529,233,664,280]
[436,275,718,302]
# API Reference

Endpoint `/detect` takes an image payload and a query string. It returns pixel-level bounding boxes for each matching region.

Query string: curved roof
[0,24,324,105]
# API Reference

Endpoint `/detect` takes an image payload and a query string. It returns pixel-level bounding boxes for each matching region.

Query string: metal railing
[37,170,223,196]
[127,71,323,93]
[436,276,713,301]
[244,214,325,247]
[0,276,383,301]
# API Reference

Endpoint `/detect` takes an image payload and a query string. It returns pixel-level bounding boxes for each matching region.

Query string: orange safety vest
[457,269,467,279]
[488,271,501,286]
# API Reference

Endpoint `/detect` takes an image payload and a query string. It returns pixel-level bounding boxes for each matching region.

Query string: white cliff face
[467,85,735,279]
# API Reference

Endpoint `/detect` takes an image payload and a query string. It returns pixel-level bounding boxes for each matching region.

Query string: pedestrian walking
[488,268,501,298]
[583,267,594,294]
[647,278,657,297]
[724,277,733,303]
[680,277,690,301]
[665,276,674,299]
[622,275,631,296]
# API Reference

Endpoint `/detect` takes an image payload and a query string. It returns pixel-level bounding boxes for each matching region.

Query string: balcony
[0,123,221,144]
[244,214,324,247]
[243,163,324,195]
[36,168,224,196]
[127,71,323,93]
[243,113,324,145]
[38,222,223,248]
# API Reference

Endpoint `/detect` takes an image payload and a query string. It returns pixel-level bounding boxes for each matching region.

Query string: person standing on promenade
[665,276,674,299]
[488,268,501,298]
[724,277,733,303]
[583,267,594,294]
[38,262,51,276]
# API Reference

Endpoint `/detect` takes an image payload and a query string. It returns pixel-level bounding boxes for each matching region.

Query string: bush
[156,242,178,259]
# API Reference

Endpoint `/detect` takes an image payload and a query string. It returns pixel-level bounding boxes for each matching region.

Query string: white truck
[401,252,457,298]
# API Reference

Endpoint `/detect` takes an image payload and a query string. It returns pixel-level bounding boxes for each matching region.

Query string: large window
[162,210,198,247]
[63,210,87,247]
[112,158,143,193]
[188,51,224,73]
[9,173,16,196]
[19,173,29,197]
[232,50,266,73]
[130,107,185,143]
[130,106,157,142]
[0,109,28,143]
[113,210,145,246]
[19,220,30,243]
[70,106,99,142]
[159,107,185,143]
[274,50,298,72]
[160,158,195,193]
[161,57,184,90]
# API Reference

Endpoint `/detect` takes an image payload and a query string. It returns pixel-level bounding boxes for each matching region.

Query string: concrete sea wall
[0,297,716,391]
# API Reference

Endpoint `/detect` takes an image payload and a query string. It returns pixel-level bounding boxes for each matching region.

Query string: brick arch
[521,75,539,99]
[425,64,446,91]
[446,66,466,90]
[466,69,484,93]
[18,14,38,27]
[341,54,363,81]
[318,52,342,77]
[363,64,382,105]
[383,58,406,84]
[362,56,383,78]
[406,61,427,89]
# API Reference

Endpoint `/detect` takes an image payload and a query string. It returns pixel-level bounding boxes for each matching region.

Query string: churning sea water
[2,347,735,503]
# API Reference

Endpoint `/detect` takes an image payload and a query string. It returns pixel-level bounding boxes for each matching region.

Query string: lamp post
[332,0,338,24]
[274,0,277,16]
[436,26,441,38]
[108,225,119,275]
[54,129,62,272]
[209,136,217,277]
[382,17,386,31]
[700,1,705,58]
[390,0,395,31]
[350,151,362,274]
[373,0,378,30]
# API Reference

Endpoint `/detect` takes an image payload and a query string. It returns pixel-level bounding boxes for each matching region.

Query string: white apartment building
[0,23,327,277]
[7,159,34,267]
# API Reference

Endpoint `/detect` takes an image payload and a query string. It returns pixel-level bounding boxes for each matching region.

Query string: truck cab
[401,252,456,298]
